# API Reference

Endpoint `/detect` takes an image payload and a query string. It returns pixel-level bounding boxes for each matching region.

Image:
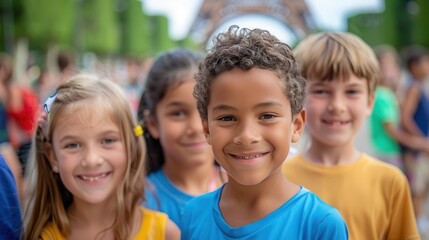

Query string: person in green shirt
[369,45,429,169]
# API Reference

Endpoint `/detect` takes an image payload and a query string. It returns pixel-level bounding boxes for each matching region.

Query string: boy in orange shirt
[282,32,420,239]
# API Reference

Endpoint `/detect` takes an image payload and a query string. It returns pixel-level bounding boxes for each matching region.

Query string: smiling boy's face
[203,67,305,186]
[304,74,373,148]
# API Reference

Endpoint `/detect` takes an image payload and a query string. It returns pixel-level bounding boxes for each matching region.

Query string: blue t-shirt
[0,155,22,240]
[413,89,429,137]
[180,185,348,240]
[143,169,194,225]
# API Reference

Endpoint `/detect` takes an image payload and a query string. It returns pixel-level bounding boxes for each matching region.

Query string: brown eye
[260,114,275,120]
[218,116,235,121]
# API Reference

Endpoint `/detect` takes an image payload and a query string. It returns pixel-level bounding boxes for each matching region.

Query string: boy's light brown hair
[294,32,380,96]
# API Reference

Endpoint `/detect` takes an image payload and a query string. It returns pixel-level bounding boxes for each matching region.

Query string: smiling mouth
[322,120,350,126]
[230,153,268,159]
[78,172,110,182]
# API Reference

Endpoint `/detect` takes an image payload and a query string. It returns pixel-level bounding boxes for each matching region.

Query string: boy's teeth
[237,153,263,159]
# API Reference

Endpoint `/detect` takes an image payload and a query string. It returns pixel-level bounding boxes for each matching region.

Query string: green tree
[348,13,385,47]
[80,0,120,55]
[0,0,22,53]
[149,15,175,54]
[411,0,429,48]
[23,0,74,50]
[120,0,151,57]
[348,0,429,50]
[176,36,201,51]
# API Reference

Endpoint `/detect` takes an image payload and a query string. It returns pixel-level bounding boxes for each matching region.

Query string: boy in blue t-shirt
[180,25,348,239]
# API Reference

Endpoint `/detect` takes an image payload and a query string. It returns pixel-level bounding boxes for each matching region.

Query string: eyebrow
[253,101,283,110]
[165,101,187,108]
[345,83,366,88]
[212,101,283,112]
[58,129,120,143]
[310,81,365,88]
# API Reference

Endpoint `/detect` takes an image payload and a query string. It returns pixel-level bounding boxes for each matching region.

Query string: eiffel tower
[188,0,315,44]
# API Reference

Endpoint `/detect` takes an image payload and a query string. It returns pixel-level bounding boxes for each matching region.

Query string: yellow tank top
[40,207,168,239]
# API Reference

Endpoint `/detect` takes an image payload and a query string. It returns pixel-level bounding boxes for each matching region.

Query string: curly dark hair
[194,25,306,120]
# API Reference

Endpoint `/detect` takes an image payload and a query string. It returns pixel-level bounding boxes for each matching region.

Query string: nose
[81,145,103,167]
[233,120,260,145]
[186,113,204,135]
[327,92,346,113]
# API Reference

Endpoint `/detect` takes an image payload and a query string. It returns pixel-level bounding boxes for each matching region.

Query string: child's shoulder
[40,221,65,240]
[141,206,168,220]
[284,187,348,236]
[147,169,164,181]
[180,186,221,230]
[293,187,343,219]
[184,185,221,210]
[362,154,405,176]
[138,207,169,239]
[285,153,404,174]
[362,154,409,184]
[184,186,339,217]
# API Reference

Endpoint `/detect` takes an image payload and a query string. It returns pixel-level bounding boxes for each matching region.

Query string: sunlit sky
[142,0,384,45]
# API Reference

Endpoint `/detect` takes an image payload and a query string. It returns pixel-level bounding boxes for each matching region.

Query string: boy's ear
[143,110,160,139]
[366,93,375,116]
[202,119,211,145]
[291,109,306,143]
[44,142,59,173]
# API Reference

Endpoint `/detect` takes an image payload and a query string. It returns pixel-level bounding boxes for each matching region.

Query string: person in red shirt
[0,53,39,176]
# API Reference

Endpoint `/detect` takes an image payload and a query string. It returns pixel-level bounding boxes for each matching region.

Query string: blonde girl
[23,74,179,240]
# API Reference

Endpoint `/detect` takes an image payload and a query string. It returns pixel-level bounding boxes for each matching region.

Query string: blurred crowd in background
[1,35,429,238]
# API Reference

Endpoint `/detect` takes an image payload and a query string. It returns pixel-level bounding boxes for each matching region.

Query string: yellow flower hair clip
[134,125,143,137]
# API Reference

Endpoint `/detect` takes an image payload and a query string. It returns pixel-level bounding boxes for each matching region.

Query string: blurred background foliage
[347,0,429,50]
[0,0,197,60]
[1,0,428,64]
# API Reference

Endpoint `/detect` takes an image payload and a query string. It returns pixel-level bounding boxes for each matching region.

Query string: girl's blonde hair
[23,73,146,240]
